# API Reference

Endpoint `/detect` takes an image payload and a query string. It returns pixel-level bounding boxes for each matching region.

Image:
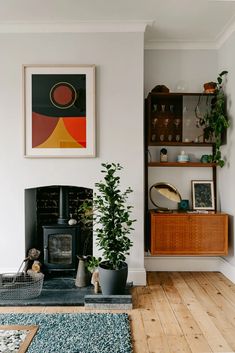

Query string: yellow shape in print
[36,118,83,148]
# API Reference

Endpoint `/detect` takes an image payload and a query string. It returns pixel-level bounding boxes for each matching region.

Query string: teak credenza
[150,211,228,256]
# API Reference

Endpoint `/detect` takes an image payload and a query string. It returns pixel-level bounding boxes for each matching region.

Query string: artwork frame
[191,180,215,210]
[23,65,95,158]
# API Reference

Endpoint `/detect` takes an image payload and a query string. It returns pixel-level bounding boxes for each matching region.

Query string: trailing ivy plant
[93,163,136,270]
[200,70,229,167]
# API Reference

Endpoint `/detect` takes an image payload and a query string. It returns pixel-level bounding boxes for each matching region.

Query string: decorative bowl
[177,154,189,163]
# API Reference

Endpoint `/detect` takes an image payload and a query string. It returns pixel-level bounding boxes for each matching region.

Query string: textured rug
[0,325,38,353]
[0,313,132,353]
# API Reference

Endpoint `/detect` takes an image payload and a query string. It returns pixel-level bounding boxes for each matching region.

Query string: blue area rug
[0,313,133,353]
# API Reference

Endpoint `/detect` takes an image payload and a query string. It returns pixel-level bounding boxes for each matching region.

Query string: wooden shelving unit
[149,141,214,147]
[144,91,228,255]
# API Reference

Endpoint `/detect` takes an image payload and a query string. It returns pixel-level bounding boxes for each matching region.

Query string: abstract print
[32,74,86,149]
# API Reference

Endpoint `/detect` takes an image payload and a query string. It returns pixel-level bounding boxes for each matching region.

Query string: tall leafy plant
[94,163,135,270]
[200,70,229,167]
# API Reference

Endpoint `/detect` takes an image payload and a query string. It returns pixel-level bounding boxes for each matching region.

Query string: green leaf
[202,70,228,168]
[219,70,228,77]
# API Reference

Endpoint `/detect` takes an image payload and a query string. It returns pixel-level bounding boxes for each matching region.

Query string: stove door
[43,226,79,272]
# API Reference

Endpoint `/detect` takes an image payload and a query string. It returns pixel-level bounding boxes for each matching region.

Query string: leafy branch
[200,70,229,167]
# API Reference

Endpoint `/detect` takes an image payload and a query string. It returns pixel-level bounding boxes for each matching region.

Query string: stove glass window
[48,233,72,265]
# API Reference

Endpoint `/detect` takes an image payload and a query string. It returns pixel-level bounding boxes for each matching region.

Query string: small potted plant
[86,256,102,293]
[200,70,229,167]
[91,163,136,295]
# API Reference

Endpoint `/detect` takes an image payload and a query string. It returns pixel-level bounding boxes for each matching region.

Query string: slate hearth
[84,294,132,310]
[0,277,133,308]
[0,277,94,306]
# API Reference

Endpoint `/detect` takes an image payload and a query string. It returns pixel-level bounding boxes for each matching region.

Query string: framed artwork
[191,180,215,210]
[23,65,95,157]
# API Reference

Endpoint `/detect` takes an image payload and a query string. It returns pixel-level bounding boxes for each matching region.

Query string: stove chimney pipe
[57,186,69,224]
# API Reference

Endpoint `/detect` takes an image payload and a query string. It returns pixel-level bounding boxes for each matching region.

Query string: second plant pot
[98,262,128,295]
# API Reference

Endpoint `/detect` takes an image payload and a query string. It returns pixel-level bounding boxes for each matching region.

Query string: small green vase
[200,155,209,163]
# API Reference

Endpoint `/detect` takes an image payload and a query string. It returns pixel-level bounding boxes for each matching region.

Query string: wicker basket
[0,272,44,300]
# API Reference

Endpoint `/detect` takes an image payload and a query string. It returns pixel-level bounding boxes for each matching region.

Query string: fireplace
[25,185,92,275]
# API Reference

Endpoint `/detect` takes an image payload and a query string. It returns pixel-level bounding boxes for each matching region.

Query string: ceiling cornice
[216,15,235,48]
[0,20,151,34]
[0,18,234,49]
[144,40,217,50]
[145,15,235,50]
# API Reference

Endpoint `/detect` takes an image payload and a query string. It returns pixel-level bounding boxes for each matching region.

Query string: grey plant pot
[98,262,128,295]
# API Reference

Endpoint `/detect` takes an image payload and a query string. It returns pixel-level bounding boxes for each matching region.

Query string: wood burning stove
[43,224,79,273]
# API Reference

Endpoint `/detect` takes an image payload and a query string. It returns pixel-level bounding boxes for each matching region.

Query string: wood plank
[192,272,235,329]
[146,336,171,353]
[183,334,213,353]
[148,162,216,167]
[203,271,235,308]
[159,272,212,352]
[131,286,139,309]
[147,271,161,286]
[182,272,235,351]
[214,271,235,288]
[182,272,235,329]
[170,272,234,352]
[150,283,183,336]
[137,279,165,340]
[130,310,149,353]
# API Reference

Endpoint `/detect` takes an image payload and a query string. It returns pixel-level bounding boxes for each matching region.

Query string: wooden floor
[1,272,235,352]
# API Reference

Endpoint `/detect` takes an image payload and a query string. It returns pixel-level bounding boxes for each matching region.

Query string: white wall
[144,49,218,209]
[144,49,218,97]
[0,32,146,284]
[144,47,235,280]
[218,32,235,271]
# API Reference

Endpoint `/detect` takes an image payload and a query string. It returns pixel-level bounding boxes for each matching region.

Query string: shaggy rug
[0,313,132,353]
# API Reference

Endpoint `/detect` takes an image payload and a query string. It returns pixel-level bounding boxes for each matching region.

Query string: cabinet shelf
[148,142,215,147]
[148,162,217,167]
[148,92,214,97]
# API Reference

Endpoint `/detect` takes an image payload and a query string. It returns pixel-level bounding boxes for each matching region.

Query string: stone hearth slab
[0,277,94,306]
[84,294,132,309]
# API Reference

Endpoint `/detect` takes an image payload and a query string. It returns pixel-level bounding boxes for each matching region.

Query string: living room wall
[0,31,146,284]
[144,49,218,97]
[144,46,235,279]
[144,49,218,209]
[144,48,232,271]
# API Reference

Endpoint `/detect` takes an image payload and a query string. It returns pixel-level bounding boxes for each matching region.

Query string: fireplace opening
[25,185,93,276]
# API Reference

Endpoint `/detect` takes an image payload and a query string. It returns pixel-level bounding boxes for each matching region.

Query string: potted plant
[91,163,136,295]
[200,70,229,167]
[86,256,102,293]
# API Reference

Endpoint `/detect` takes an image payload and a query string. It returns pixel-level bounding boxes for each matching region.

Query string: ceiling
[1,0,235,48]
